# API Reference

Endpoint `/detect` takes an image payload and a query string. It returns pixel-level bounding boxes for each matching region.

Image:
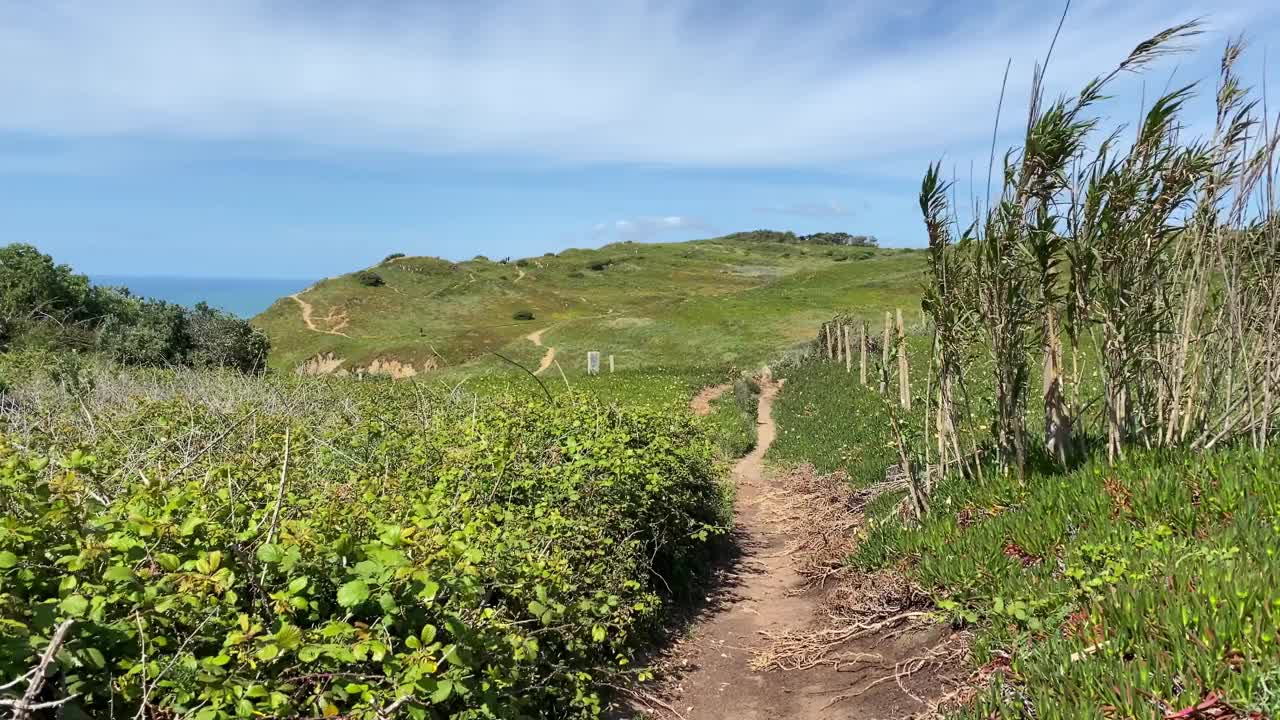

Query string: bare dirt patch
[689,383,732,417]
[289,293,351,337]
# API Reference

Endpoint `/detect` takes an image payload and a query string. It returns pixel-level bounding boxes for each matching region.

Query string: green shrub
[0,378,729,719]
[568,271,586,279]
[382,253,406,263]
[512,310,535,321]
[184,303,270,373]
[354,270,385,287]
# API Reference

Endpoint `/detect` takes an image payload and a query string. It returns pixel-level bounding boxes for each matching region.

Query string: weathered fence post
[825,323,834,360]
[897,309,911,410]
[587,351,600,376]
[608,354,615,374]
[860,321,868,386]
[880,312,891,394]
[844,324,852,373]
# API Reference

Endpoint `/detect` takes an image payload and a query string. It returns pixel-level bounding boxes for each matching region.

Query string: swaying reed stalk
[912,18,1279,502]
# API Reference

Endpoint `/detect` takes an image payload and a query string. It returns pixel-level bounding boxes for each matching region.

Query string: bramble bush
[0,369,730,718]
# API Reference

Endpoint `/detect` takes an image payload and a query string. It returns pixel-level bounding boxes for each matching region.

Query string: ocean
[92,275,313,319]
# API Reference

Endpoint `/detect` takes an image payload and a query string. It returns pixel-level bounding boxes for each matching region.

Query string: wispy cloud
[0,0,1270,168]
[591,216,712,243]
[756,200,855,217]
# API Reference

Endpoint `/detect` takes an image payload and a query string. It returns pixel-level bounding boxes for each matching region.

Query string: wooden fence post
[608,355,614,374]
[587,351,600,376]
[860,322,868,386]
[880,312,891,394]
[825,323,834,360]
[897,309,911,410]
[844,324,852,373]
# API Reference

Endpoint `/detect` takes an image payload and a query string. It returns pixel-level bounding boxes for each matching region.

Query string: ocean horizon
[92,275,313,319]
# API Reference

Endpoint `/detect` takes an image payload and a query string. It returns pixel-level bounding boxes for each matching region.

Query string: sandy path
[651,372,944,719]
[526,327,556,376]
[533,347,557,376]
[515,268,527,282]
[289,294,350,338]
[689,383,732,416]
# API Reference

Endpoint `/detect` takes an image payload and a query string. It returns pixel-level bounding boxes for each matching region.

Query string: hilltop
[253,234,924,378]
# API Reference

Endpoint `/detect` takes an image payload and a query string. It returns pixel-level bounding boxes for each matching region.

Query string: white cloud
[591,215,710,242]
[0,0,1272,168]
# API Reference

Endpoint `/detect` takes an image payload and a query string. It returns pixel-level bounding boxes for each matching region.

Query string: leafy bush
[382,253,406,263]
[588,261,612,272]
[568,271,586,279]
[96,297,189,366]
[0,245,269,374]
[184,303,271,372]
[515,259,529,268]
[511,310,535,321]
[353,270,385,287]
[0,373,729,718]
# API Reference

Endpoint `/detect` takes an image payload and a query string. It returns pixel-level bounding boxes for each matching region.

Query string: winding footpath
[659,372,942,719]
[289,293,351,338]
[525,327,557,376]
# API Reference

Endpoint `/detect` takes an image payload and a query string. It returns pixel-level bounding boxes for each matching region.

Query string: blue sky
[1,0,1276,279]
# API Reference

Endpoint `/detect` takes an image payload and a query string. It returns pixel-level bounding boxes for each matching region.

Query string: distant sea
[92,275,313,319]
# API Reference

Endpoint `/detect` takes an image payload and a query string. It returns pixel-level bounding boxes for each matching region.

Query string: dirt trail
[289,294,351,338]
[649,372,946,720]
[526,327,556,376]
[689,383,732,416]
[515,268,527,282]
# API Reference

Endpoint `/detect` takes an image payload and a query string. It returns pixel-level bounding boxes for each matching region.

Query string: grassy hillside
[253,237,925,378]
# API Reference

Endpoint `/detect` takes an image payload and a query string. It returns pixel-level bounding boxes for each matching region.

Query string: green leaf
[592,625,606,642]
[256,543,284,564]
[257,643,280,661]
[103,565,134,582]
[430,679,453,704]
[0,551,17,569]
[156,553,181,572]
[420,580,441,603]
[337,580,370,608]
[275,624,303,651]
[287,577,309,595]
[179,515,205,536]
[527,600,549,623]
[82,647,107,669]
[59,594,89,617]
[298,645,323,663]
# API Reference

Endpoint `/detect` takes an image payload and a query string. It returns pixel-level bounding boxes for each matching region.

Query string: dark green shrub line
[0,244,268,373]
[354,270,385,287]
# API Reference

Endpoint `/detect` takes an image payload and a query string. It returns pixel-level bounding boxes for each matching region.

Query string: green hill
[253,236,925,378]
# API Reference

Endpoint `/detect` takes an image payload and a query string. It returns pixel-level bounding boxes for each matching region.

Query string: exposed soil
[689,383,732,417]
[289,293,351,338]
[526,327,557,376]
[633,371,959,720]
